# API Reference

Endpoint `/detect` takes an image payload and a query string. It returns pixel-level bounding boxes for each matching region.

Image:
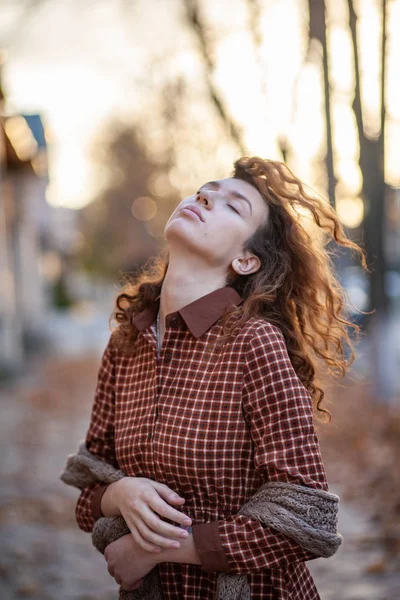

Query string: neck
[158,254,228,328]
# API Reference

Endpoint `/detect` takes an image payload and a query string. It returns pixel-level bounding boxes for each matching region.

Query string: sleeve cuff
[91,483,111,521]
[192,521,232,573]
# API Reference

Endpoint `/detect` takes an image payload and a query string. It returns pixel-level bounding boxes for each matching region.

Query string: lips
[181,205,204,222]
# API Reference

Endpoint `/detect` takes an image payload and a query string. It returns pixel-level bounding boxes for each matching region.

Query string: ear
[231,254,261,276]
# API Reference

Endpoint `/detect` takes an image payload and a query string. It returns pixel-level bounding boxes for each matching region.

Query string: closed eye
[196,189,241,215]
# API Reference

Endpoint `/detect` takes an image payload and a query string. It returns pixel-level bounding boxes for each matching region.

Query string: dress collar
[132,285,244,339]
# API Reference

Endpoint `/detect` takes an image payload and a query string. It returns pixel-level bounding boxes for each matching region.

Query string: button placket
[150,313,178,445]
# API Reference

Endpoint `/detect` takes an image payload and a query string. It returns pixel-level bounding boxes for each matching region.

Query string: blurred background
[0,0,399,598]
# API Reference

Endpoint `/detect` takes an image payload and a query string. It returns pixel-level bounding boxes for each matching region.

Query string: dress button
[164,351,172,362]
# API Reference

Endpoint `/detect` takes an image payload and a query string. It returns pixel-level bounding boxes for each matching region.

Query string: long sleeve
[75,334,119,533]
[192,322,330,574]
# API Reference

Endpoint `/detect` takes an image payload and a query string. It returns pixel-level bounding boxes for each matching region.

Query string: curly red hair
[109,157,369,423]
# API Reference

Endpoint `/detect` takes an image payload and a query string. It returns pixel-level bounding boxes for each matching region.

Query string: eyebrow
[199,181,253,215]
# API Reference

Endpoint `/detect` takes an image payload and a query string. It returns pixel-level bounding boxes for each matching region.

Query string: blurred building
[0,58,78,374]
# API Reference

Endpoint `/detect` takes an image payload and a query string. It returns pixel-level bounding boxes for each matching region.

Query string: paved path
[0,336,399,599]
[308,490,400,599]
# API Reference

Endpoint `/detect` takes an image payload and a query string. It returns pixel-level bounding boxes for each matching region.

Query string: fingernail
[170,542,180,549]
[183,519,192,526]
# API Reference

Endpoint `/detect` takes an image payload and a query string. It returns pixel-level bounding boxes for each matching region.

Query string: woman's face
[164,177,269,275]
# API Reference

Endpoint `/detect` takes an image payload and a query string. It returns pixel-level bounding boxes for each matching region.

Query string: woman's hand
[113,477,192,554]
[104,534,156,591]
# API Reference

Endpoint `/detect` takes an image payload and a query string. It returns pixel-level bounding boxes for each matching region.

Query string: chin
[165,218,195,238]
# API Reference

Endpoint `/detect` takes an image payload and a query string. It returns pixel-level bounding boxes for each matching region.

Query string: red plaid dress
[75,285,329,599]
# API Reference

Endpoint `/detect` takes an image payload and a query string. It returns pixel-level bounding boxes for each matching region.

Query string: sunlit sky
[1,0,399,216]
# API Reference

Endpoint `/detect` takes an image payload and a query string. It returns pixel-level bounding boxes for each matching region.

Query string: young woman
[75,156,367,599]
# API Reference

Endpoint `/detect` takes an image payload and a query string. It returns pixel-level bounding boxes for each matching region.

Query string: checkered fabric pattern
[75,285,329,599]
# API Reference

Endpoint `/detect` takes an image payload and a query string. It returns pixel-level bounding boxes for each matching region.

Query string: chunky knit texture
[60,442,343,599]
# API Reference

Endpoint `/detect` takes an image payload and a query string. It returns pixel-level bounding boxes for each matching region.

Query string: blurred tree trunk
[347,0,389,321]
[182,0,246,154]
[347,0,395,403]
[308,0,337,209]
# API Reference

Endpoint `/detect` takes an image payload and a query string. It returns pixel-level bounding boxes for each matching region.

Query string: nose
[196,190,211,207]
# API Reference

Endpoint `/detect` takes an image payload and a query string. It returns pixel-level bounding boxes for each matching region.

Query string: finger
[149,494,192,526]
[151,482,186,504]
[141,507,192,542]
[124,520,161,553]
[135,516,184,550]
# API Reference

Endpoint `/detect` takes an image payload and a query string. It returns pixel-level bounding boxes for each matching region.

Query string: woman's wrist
[92,484,112,520]
[99,479,124,518]
[154,529,201,566]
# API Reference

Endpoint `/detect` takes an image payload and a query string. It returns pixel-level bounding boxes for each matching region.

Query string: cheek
[207,229,246,261]
[217,219,248,245]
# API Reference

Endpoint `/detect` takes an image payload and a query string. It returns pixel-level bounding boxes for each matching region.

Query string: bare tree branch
[347,0,365,149]
[308,0,337,208]
[182,0,247,154]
